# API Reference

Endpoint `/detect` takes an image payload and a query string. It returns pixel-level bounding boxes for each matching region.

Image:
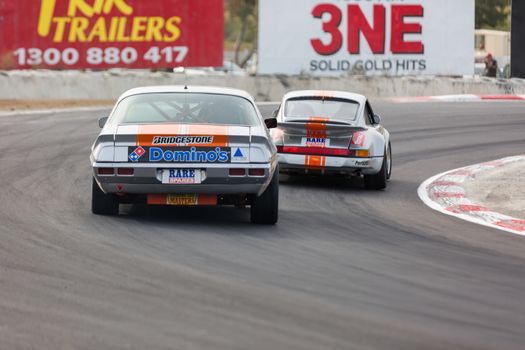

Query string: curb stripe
[392,95,525,103]
[418,155,525,237]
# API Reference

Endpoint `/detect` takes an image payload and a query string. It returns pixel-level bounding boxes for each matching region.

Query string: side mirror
[373,114,382,125]
[264,117,278,129]
[272,108,279,118]
[98,116,109,128]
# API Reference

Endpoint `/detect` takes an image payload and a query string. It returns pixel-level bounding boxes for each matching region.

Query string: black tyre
[386,143,392,180]
[92,177,119,215]
[364,149,388,190]
[251,167,279,225]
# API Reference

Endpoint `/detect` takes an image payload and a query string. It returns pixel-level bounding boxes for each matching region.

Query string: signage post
[511,1,525,78]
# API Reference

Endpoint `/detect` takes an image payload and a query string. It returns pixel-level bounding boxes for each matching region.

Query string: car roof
[118,86,254,102]
[282,90,367,105]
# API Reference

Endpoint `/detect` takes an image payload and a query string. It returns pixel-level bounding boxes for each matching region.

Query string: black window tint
[364,102,374,125]
[110,93,260,126]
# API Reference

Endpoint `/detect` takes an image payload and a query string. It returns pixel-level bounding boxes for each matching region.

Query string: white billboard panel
[258,0,475,76]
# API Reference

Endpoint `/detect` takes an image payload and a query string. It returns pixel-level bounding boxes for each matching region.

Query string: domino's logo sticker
[231,147,249,163]
[129,146,145,162]
[127,146,232,163]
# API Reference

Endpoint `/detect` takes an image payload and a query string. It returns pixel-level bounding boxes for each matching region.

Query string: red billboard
[0,0,224,69]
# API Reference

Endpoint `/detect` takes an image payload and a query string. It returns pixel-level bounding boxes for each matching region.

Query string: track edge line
[417,158,525,237]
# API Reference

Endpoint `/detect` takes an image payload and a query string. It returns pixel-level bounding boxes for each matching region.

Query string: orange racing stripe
[136,124,229,147]
[306,117,328,139]
[304,117,328,170]
[304,155,326,170]
[137,124,182,146]
[313,91,335,99]
[187,125,229,147]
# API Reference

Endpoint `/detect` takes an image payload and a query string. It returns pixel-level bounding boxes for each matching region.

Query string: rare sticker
[162,169,201,184]
[302,137,330,147]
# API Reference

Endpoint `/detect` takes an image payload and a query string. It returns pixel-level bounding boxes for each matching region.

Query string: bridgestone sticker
[152,136,214,145]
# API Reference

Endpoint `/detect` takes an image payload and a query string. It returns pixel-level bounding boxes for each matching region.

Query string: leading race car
[90,86,279,224]
[271,90,392,189]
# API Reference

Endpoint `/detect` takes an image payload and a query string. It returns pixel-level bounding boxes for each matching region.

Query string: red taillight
[249,168,265,176]
[98,167,114,175]
[277,146,354,157]
[229,168,246,176]
[117,168,134,176]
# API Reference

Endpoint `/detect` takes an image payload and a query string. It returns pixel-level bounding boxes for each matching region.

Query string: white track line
[392,95,525,103]
[0,106,112,117]
[418,156,525,237]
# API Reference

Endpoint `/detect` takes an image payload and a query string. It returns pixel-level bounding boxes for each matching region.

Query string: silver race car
[271,90,392,189]
[91,86,279,224]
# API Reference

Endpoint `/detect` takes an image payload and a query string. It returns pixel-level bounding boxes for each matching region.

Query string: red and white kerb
[418,155,525,236]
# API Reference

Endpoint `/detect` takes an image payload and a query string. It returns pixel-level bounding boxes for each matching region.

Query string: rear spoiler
[277,121,366,136]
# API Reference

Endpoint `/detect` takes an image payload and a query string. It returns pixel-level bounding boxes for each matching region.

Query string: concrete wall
[2,70,525,101]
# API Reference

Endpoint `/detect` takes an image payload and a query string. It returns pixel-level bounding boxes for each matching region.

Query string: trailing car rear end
[92,123,275,198]
[90,87,279,224]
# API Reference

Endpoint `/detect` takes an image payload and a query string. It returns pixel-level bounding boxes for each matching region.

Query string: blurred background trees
[225,0,257,68]
[476,0,511,30]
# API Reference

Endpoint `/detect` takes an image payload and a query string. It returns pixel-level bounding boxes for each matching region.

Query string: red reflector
[98,167,114,175]
[277,146,354,157]
[229,168,246,176]
[249,168,265,176]
[117,168,134,176]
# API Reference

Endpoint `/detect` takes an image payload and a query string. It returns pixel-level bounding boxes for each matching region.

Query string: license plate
[147,194,217,206]
[167,194,199,206]
[162,169,202,184]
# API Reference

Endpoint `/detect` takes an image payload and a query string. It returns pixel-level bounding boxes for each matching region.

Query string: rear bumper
[278,153,383,175]
[93,162,273,196]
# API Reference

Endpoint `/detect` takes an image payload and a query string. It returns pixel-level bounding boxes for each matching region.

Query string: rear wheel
[251,167,279,225]
[364,148,388,190]
[386,143,392,180]
[92,177,119,215]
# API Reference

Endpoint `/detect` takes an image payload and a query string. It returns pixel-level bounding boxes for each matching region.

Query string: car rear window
[109,93,261,126]
[284,97,359,121]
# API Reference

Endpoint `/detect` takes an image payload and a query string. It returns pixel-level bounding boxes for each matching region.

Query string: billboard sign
[0,0,224,69]
[259,0,475,76]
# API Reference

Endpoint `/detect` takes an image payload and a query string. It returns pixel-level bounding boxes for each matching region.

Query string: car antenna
[184,85,188,90]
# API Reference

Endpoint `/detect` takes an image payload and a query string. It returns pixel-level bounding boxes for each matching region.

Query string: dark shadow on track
[280,173,367,190]
[123,204,252,226]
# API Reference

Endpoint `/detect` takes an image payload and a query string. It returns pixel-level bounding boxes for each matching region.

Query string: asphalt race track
[1,102,525,350]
